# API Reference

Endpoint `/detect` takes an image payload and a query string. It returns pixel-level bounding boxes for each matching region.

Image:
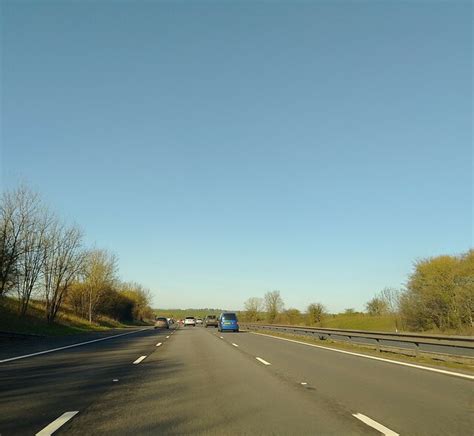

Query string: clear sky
[1,0,472,312]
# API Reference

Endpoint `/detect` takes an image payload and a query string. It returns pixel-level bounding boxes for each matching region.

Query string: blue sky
[1,0,472,311]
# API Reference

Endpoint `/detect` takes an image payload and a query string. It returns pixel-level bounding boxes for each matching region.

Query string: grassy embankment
[320,313,473,336]
[252,312,473,336]
[320,313,399,331]
[0,297,149,336]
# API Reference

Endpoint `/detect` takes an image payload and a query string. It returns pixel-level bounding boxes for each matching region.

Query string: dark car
[218,312,239,332]
[204,315,218,328]
[154,317,169,329]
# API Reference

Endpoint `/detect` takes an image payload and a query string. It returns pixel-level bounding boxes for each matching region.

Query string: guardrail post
[414,342,419,357]
[375,338,380,353]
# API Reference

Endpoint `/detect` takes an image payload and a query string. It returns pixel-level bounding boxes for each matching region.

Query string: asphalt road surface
[242,326,474,358]
[0,326,472,435]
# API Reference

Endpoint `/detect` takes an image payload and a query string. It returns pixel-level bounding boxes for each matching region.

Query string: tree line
[0,185,154,324]
[243,249,473,333]
[241,291,326,326]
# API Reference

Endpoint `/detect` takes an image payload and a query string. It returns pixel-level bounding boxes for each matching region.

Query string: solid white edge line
[36,411,79,436]
[250,332,474,381]
[156,342,162,347]
[256,357,271,365]
[353,413,399,436]
[133,355,147,364]
[232,343,239,347]
[0,328,150,364]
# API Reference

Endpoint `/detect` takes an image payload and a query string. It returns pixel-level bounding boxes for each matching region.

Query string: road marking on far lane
[36,411,79,436]
[353,413,399,436]
[166,335,170,339]
[232,343,239,347]
[219,336,224,339]
[251,332,474,381]
[256,357,271,365]
[133,355,147,364]
[156,342,162,347]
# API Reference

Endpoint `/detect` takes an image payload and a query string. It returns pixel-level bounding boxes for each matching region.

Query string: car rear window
[222,313,237,320]
[156,317,167,321]
[207,315,216,319]
[185,316,195,319]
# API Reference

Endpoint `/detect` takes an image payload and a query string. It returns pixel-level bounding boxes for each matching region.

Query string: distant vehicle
[155,317,169,329]
[218,312,239,332]
[184,316,196,327]
[196,318,203,325]
[204,315,218,328]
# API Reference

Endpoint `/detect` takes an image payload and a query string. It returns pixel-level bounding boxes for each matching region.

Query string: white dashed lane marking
[36,411,79,436]
[133,355,147,365]
[251,332,474,381]
[256,357,271,366]
[352,413,399,436]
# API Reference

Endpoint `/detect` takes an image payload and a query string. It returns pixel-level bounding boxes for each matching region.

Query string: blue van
[218,312,239,332]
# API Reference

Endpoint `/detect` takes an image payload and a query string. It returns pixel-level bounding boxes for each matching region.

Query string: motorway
[0,326,472,435]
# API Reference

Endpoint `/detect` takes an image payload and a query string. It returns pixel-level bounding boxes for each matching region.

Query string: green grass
[0,296,142,336]
[320,313,399,332]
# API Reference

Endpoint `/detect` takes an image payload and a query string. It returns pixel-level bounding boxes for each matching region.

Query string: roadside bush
[400,250,474,331]
[306,303,326,325]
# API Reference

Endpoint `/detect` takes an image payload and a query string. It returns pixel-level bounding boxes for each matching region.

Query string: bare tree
[12,191,52,315]
[82,249,118,322]
[0,186,32,297]
[264,290,284,323]
[379,287,401,314]
[244,297,263,321]
[43,220,85,323]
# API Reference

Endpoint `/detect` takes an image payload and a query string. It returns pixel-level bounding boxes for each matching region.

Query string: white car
[184,316,196,326]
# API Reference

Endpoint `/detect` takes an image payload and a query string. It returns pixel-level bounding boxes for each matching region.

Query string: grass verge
[250,329,474,375]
